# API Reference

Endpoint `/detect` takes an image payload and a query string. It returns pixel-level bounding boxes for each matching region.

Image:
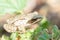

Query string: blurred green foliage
[0,0,27,16]
[1,35,10,40]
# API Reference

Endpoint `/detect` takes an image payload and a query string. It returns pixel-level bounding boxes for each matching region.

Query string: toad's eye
[28,19,37,24]
[28,15,42,24]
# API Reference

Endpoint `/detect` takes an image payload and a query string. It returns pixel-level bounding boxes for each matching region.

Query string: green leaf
[32,27,51,40]
[52,25,59,33]
[1,35,10,40]
[37,30,51,40]
[52,25,60,40]
[20,30,34,40]
[40,17,50,29]
[0,0,27,16]
[10,32,19,40]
